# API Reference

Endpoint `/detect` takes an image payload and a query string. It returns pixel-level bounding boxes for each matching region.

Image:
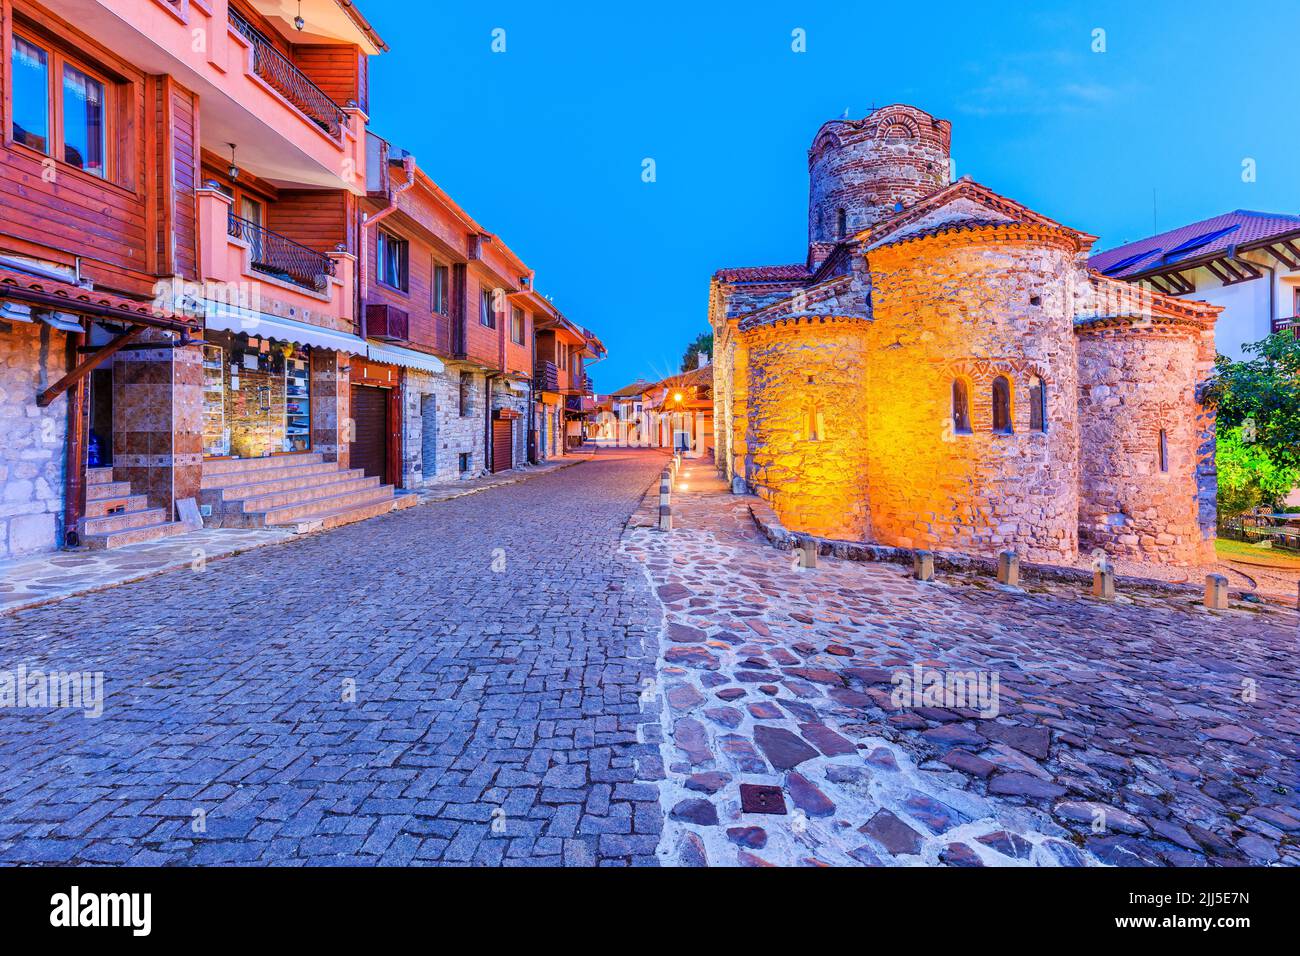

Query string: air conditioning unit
[366,304,409,342]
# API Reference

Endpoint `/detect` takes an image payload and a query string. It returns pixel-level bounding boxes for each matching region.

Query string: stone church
[709,105,1219,566]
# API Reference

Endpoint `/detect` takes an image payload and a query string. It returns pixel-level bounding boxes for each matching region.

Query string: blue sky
[362,0,1296,393]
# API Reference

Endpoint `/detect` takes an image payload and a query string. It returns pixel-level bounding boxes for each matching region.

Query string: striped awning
[365,341,445,374]
[204,303,366,353]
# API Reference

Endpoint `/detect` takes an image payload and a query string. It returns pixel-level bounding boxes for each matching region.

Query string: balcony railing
[229,8,347,138]
[228,213,335,293]
[534,360,559,392]
[1272,316,1298,336]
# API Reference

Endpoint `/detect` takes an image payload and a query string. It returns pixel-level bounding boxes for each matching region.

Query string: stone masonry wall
[0,322,66,559]
[863,229,1081,562]
[400,362,488,485]
[808,105,952,254]
[1077,324,1209,565]
[744,318,873,539]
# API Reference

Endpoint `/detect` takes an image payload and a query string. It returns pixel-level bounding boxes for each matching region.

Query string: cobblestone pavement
[0,449,668,866]
[624,460,1300,867]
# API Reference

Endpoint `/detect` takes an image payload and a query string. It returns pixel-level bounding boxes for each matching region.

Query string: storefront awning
[365,341,445,374]
[204,303,366,353]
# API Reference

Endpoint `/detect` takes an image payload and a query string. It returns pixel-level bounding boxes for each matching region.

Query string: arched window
[1159,429,1169,472]
[1028,376,1046,432]
[951,380,972,434]
[991,376,1012,433]
[836,208,847,239]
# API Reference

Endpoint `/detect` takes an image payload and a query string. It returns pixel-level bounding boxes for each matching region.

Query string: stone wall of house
[743,317,873,539]
[0,322,67,560]
[400,362,488,485]
[808,104,952,256]
[862,228,1081,562]
[1076,322,1212,565]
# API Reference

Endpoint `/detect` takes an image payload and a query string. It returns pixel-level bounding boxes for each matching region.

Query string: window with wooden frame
[510,306,525,346]
[432,263,449,315]
[479,288,497,328]
[376,230,408,292]
[10,30,115,181]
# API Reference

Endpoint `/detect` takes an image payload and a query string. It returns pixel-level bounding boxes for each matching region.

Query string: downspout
[62,324,87,548]
[358,151,416,337]
[1226,244,1276,333]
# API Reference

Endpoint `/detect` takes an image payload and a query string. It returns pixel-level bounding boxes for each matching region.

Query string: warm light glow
[673,392,684,403]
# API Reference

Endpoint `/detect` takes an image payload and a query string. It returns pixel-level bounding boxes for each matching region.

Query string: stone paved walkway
[0,449,666,866]
[624,460,1300,867]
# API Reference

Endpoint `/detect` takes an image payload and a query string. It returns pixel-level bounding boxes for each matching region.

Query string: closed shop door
[492,419,513,473]
[350,384,388,481]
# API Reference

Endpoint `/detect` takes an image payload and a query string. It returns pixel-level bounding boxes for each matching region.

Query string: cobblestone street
[0,450,667,866]
[625,460,1300,868]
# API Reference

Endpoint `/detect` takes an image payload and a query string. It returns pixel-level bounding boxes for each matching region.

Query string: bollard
[913,550,934,582]
[997,550,1020,588]
[658,504,673,532]
[1092,563,1115,600]
[1204,573,1229,610]
[797,535,818,569]
[1296,580,1299,612]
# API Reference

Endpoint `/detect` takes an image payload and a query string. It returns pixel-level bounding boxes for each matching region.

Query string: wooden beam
[37,325,145,407]
[1147,275,1175,296]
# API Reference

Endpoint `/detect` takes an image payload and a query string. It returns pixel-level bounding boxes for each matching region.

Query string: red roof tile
[713,264,810,284]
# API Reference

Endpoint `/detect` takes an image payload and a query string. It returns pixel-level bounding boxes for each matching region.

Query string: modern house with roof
[1091,210,1300,360]
[709,105,1221,567]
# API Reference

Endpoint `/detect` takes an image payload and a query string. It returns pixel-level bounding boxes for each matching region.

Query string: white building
[1091,210,1300,360]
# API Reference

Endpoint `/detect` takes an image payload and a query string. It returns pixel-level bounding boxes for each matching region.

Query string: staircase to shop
[200,453,416,533]
[80,468,190,549]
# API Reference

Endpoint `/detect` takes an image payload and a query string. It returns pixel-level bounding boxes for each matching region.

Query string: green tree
[1216,426,1299,519]
[1209,332,1300,470]
[680,332,713,373]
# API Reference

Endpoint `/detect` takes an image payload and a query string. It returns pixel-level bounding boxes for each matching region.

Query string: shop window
[11,33,110,178]
[511,306,525,346]
[991,376,1012,434]
[480,288,497,328]
[1028,376,1046,432]
[377,230,408,291]
[432,264,449,314]
[1159,429,1169,472]
[459,371,473,417]
[951,379,972,434]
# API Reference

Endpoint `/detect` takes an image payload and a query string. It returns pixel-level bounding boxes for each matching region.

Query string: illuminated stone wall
[1077,321,1214,565]
[745,318,873,539]
[861,227,1081,562]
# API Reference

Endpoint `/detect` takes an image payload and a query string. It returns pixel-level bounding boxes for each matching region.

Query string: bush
[1217,426,1300,519]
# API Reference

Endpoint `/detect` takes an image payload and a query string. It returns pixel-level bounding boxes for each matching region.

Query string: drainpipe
[62,325,87,548]
[1226,244,1276,333]
[358,150,416,337]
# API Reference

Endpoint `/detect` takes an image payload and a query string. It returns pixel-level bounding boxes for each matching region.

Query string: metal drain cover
[740,784,787,815]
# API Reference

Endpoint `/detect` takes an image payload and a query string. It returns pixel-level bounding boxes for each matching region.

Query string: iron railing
[228,213,334,292]
[228,8,347,137]
[1272,316,1298,336]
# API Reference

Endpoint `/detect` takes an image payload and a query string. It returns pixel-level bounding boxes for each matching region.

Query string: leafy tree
[1209,332,1300,470]
[1216,426,1299,519]
[681,332,713,373]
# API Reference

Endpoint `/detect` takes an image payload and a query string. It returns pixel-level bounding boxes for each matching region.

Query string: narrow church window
[1029,377,1046,432]
[836,208,847,239]
[1159,429,1169,472]
[952,380,972,434]
[992,376,1012,434]
[807,404,824,442]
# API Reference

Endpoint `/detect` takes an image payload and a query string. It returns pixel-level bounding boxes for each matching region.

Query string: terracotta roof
[1078,271,1222,328]
[610,379,656,398]
[655,365,712,390]
[864,177,1096,252]
[1089,210,1300,279]
[713,264,810,284]
[0,267,197,331]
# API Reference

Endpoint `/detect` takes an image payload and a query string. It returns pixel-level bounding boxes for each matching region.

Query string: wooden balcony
[1272,316,1298,336]
[534,360,560,392]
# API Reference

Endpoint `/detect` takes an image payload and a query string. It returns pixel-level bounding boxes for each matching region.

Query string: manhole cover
[740,783,787,815]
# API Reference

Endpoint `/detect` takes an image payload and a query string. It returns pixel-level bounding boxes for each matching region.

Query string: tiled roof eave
[739,311,872,335]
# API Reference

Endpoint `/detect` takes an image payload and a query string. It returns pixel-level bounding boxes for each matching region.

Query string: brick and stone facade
[0,321,67,560]
[711,105,1221,567]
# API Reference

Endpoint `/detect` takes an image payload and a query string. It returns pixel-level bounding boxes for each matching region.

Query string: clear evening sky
[362,0,1296,393]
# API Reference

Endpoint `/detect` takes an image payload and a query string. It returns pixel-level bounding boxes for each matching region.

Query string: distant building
[1091,210,1300,360]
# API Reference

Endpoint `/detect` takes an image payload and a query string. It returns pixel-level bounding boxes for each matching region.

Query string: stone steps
[78,469,189,550]
[201,452,324,479]
[85,493,150,518]
[86,480,134,502]
[82,520,191,550]
[227,473,382,518]
[200,458,339,492]
[81,506,172,536]
[266,490,399,534]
